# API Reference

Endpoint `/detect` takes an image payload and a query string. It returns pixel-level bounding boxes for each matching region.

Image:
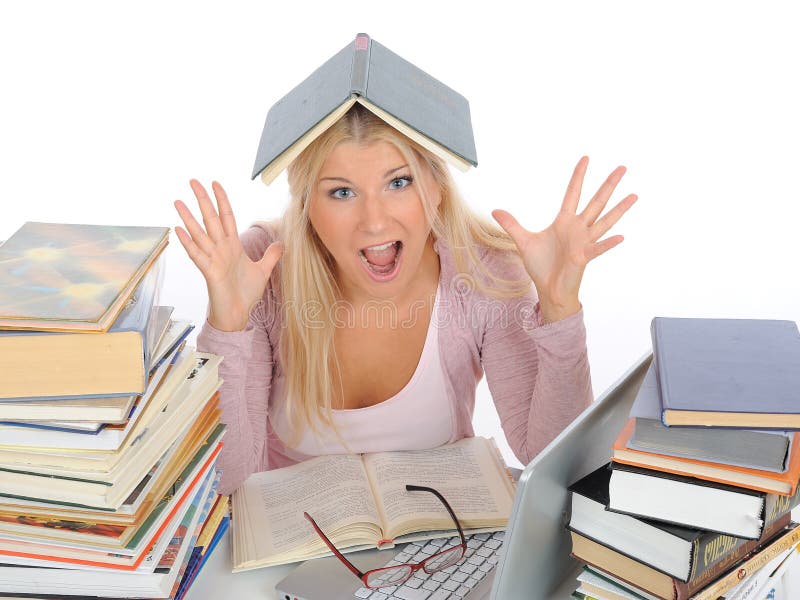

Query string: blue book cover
[651,317,800,428]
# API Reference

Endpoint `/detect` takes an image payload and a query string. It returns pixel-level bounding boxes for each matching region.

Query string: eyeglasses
[304,484,467,589]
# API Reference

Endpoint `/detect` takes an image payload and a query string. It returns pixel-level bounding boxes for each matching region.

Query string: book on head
[251,33,477,185]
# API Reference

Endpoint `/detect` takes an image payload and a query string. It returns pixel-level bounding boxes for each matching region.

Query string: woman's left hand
[492,156,637,323]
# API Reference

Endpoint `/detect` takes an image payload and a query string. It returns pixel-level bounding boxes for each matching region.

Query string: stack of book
[567,317,800,600]
[0,222,229,599]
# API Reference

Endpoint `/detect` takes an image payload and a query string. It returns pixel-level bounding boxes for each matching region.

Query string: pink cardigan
[197,224,594,495]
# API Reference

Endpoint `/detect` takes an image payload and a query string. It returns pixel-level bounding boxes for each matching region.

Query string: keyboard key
[454,586,471,598]
[458,563,478,575]
[431,571,449,583]
[394,585,432,600]
[476,547,494,558]
[450,571,469,583]
[428,590,452,600]
[479,562,494,573]
[371,593,388,600]
[354,588,373,598]
[422,580,441,591]
[467,555,484,566]
[473,533,491,541]
[466,539,482,549]
[429,537,448,547]
[405,577,423,589]
[492,531,505,541]
[485,539,502,550]
[441,579,460,592]
[464,577,478,588]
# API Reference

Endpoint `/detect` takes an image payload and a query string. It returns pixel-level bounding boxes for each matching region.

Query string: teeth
[363,241,396,252]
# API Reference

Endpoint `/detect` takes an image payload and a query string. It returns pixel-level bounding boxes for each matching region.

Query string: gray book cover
[650,317,800,416]
[629,363,792,472]
[251,33,477,181]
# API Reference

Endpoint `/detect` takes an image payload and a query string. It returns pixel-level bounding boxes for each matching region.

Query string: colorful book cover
[0,222,168,332]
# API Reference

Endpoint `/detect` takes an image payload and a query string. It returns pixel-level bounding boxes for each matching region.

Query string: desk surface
[184,528,583,600]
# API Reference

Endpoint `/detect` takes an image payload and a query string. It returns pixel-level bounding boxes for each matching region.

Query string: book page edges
[257,96,473,186]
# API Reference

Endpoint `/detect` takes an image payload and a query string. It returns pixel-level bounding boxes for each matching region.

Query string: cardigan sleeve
[478,262,593,466]
[195,224,278,495]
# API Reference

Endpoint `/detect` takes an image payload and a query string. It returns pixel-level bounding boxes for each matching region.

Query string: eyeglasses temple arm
[405,484,467,546]
[303,512,365,579]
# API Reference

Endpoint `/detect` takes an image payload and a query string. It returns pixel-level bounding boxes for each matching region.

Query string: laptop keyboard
[352,530,504,600]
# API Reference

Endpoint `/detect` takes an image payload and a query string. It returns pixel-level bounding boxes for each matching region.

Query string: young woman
[174,105,636,495]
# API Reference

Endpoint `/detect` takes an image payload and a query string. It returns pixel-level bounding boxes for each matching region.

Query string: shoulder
[435,237,530,298]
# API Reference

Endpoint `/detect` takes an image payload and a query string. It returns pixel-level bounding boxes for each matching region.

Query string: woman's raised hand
[491,157,637,323]
[174,180,283,332]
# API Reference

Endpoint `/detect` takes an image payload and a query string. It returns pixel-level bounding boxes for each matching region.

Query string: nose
[357,194,390,234]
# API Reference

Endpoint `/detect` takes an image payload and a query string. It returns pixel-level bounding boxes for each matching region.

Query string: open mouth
[359,240,403,277]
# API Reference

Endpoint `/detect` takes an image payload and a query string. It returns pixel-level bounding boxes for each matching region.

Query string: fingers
[580,165,627,224]
[174,198,215,255]
[174,225,212,274]
[189,179,226,243]
[258,241,284,281]
[211,181,238,238]
[491,209,529,251]
[589,193,638,241]
[586,234,624,261]
[560,156,589,215]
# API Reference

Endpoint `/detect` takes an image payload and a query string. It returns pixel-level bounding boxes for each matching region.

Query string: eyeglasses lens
[423,546,465,572]
[365,564,413,588]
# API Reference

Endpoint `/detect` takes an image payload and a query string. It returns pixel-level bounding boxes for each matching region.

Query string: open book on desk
[231,436,515,572]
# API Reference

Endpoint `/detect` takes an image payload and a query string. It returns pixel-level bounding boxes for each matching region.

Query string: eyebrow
[318,164,408,185]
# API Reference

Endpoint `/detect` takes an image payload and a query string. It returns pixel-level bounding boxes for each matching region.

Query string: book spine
[676,512,792,598]
[350,33,371,95]
[689,523,800,600]
[649,319,670,424]
[763,482,800,525]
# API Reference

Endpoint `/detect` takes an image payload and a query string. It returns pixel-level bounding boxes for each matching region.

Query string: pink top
[270,283,454,459]
[197,224,594,495]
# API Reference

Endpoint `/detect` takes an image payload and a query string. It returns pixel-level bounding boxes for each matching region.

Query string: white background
[1,1,798,468]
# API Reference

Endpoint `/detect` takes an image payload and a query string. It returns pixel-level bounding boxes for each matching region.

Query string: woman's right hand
[174,179,283,332]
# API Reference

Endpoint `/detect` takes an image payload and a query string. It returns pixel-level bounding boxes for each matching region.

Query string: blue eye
[389,175,413,190]
[330,187,354,200]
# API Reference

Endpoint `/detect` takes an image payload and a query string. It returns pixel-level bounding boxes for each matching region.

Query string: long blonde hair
[275,104,529,444]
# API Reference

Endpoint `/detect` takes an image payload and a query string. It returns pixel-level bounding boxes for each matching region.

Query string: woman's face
[308,140,440,303]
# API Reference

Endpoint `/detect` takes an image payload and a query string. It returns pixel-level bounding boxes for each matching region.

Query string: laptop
[275,353,650,600]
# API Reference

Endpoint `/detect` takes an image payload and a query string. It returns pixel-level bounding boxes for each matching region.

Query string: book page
[234,453,382,568]
[362,437,515,539]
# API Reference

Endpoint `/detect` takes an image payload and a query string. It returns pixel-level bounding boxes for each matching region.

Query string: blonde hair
[275,104,529,445]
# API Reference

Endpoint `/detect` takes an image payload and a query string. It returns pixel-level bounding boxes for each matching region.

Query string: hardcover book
[569,518,793,600]
[650,317,800,428]
[0,222,169,333]
[629,364,793,473]
[612,420,800,495]
[0,261,166,401]
[607,462,800,539]
[567,464,779,584]
[251,33,477,184]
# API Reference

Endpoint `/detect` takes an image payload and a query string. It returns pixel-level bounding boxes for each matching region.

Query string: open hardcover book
[231,436,515,571]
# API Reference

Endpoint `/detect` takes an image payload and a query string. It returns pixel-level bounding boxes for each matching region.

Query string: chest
[333,311,434,409]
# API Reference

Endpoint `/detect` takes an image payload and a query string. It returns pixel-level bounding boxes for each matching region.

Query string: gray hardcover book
[650,317,800,428]
[252,33,477,184]
[629,364,792,472]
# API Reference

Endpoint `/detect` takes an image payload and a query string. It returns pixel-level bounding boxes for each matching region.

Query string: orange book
[612,419,800,496]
